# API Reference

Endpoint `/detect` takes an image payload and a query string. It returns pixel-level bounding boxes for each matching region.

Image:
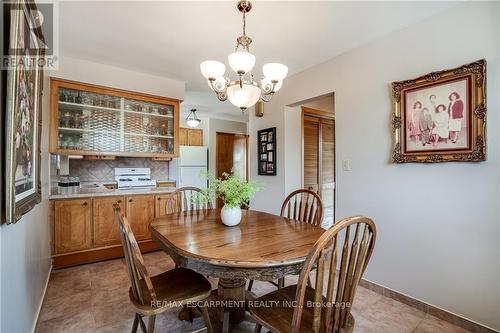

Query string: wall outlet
[342,159,351,171]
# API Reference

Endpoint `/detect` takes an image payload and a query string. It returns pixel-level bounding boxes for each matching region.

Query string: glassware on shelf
[96,98,106,107]
[83,94,95,106]
[61,111,73,128]
[59,91,67,102]
[57,85,176,155]
[75,92,82,104]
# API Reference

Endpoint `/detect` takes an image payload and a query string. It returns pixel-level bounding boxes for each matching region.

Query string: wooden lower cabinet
[54,199,92,254]
[155,193,178,217]
[125,195,155,241]
[157,180,176,188]
[52,193,167,268]
[93,196,124,247]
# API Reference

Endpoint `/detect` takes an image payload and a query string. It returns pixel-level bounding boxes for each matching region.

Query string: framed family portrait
[391,59,486,163]
[4,0,45,223]
[257,127,276,175]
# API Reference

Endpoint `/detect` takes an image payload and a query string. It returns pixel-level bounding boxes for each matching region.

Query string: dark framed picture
[4,0,45,223]
[257,127,276,175]
[392,59,486,163]
[260,162,267,173]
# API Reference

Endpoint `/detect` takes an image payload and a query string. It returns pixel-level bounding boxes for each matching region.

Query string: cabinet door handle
[157,197,161,201]
[117,200,122,204]
[83,201,88,206]
[128,199,133,203]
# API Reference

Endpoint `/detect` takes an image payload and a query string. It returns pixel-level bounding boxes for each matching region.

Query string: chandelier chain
[242,11,246,37]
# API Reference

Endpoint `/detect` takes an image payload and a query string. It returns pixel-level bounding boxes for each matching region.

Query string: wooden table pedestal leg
[217,277,246,327]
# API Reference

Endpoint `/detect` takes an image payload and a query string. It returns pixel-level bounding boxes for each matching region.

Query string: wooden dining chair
[167,186,212,214]
[113,203,214,333]
[281,189,324,226]
[250,215,377,333]
[248,189,324,292]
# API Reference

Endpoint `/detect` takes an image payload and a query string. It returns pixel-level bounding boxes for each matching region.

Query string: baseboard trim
[32,263,53,333]
[360,278,499,333]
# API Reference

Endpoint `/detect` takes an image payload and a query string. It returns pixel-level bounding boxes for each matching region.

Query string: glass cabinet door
[57,87,122,152]
[122,98,175,155]
[51,79,178,157]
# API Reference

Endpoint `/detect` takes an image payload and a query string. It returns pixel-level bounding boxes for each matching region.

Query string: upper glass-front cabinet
[50,78,179,158]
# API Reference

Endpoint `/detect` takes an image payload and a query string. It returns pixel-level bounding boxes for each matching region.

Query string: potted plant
[193,171,262,226]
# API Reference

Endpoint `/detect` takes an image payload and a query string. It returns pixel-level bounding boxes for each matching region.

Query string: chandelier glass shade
[200,1,288,111]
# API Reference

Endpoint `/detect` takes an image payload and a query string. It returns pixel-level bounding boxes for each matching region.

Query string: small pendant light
[186,109,201,128]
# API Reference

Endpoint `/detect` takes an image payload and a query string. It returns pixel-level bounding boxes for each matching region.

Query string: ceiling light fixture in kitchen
[186,109,201,128]
[200,0,288,112]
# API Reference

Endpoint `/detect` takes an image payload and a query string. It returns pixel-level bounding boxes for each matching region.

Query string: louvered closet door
[303,116,320,193]
[321,118,335,228]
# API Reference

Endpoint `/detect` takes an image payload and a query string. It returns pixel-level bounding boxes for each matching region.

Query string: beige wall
[301,94,335,114]
[250,2,500,330]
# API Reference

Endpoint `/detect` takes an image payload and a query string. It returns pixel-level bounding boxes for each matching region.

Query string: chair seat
[129,267,212,315]
[249,285,354,333]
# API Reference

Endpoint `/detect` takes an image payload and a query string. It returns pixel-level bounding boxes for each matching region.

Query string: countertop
[49,182,177,200]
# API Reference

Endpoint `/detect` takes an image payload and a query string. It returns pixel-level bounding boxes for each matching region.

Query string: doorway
[216,132,249,206]
[302,106,335,228]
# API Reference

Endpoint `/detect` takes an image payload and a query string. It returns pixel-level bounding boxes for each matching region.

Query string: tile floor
[37,251,469,333]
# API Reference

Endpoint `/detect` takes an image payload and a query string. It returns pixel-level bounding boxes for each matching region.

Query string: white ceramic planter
[221,205,242,227]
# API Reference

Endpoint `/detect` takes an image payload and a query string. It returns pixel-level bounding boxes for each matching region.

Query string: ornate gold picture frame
[5,0,44,223]
[391,59,486,163]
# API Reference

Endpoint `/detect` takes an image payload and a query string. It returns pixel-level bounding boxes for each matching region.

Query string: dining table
[149,208,325,332]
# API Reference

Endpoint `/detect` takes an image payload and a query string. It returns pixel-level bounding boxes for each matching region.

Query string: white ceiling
[59,1,459,119]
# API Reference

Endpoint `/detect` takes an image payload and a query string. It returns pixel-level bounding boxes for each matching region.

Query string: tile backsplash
[68,157,170,183]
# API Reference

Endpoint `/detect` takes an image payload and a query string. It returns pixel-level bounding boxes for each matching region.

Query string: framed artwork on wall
[257,127,276,175]
[391,59,486,163]
[4,0,45,223]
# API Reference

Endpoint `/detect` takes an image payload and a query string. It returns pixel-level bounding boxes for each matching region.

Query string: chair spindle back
[281,189,324,226]
[291,216,376,333]
[113,203,157,305]
[169,187,212,213]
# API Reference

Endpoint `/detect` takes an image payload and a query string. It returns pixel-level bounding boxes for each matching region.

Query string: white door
[179,167,208,189]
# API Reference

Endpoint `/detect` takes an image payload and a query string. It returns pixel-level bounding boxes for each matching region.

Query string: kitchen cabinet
[179,128,203,146]
[125,195,155,241]
[50,78,180,158]
[93,196,124,247]
[54,199,92,254]
[157,180,176,188]
[155,193,178,217]
[51,193,165,268]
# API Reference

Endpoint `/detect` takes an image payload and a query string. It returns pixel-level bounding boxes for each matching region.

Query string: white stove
[114,168,156,190]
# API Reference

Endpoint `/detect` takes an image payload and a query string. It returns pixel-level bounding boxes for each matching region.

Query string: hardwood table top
[149,209,325,269]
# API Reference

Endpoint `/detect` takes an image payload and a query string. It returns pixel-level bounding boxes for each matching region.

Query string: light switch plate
[342,159,351,171]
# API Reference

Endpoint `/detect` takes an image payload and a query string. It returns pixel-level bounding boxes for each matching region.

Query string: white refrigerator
[169,146,208,189]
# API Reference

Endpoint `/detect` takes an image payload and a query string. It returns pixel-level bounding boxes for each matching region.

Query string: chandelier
[200,0,288,112]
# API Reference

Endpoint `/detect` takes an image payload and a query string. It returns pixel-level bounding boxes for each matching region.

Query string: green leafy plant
[192,170,263,208]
